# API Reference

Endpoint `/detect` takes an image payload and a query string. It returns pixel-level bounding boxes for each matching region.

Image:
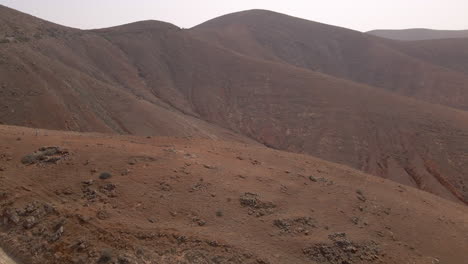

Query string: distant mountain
[385,38,468,75]
[191,10,468,111]
[1,5,468,205]
[367,28,468,41]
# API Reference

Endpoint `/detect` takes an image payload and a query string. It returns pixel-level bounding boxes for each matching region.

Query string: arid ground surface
[1,4,468,264]
[1,125,468,264]
[2,6,468,206]
[0,248,16,264]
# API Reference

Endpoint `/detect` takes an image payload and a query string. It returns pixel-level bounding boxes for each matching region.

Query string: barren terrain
[1,125,468,264]
[0,248,16,264]
[1,5,468,263]
[2,6,468,204]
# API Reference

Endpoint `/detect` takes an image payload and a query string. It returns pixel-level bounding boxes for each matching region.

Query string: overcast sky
[1,0,467,32]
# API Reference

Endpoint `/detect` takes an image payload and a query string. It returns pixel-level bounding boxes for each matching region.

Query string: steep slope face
[367,28,468,41]
[387,38,468,75]
[0,5,254,142]
[191,10,468,111]
[1,125,468,264]
[96,21,468,204]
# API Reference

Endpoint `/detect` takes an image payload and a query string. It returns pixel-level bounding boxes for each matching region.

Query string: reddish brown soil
[1,125,467,264]
[2,5,468,205]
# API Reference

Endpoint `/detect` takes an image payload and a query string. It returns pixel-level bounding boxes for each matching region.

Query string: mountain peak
[93,20,179,33]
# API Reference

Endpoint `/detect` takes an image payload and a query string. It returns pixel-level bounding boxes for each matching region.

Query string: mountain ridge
[367,28,468,41]
[1,5,468,205]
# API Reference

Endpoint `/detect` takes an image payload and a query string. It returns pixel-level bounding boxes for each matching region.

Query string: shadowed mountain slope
[367,28,468,41]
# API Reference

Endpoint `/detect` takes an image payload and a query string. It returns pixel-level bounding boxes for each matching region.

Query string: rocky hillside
[0,125,467,263]
[1,5,468,206]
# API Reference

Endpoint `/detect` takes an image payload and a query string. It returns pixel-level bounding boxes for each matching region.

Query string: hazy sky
[1,0,467,31]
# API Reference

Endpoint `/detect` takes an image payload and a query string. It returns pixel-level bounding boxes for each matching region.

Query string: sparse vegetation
[99,172,112,180]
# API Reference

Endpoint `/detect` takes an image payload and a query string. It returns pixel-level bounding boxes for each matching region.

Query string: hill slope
[191,10,468,111]
[367,28,468,41]
[386,38,468,75]
[0,5,255,143]
[1,125,467,264]
[2,5,468,205]
[93,17,468,204]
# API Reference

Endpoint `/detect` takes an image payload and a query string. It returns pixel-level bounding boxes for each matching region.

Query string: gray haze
[0,0,467,31]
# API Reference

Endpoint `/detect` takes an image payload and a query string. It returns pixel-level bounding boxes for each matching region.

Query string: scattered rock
[158,182,172,191]
[71,239,88,251]
[203,164,216,169]
[350,216,360,225]
[49,224,64,242]
[100,183,117,198]
[81,180,94,185]
[239,192,276,217]
[3,209,20,225]
[309,175,333,185]
[357,190,367,202]
[192,216,206,226]
[303,233,381,263]
[76,214,91,224]
[97,210,110,220]
[273,217,317,234]
[250,160,261,165]
[23,215,37,229]
[82,186,99,202]
[61,187,74,195]
[21,146,69,165]
[190,179,210,192]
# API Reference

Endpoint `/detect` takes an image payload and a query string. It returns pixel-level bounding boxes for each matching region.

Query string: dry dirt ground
[0,248,16,264]
[0,124,467,264]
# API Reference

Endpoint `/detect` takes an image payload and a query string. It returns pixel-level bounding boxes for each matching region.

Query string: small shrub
[97,249,113,263]
[99,172,112,180]
[21,154,38,164]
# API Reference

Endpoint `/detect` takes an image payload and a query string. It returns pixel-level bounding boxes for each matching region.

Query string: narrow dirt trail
[0,248,17,264]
